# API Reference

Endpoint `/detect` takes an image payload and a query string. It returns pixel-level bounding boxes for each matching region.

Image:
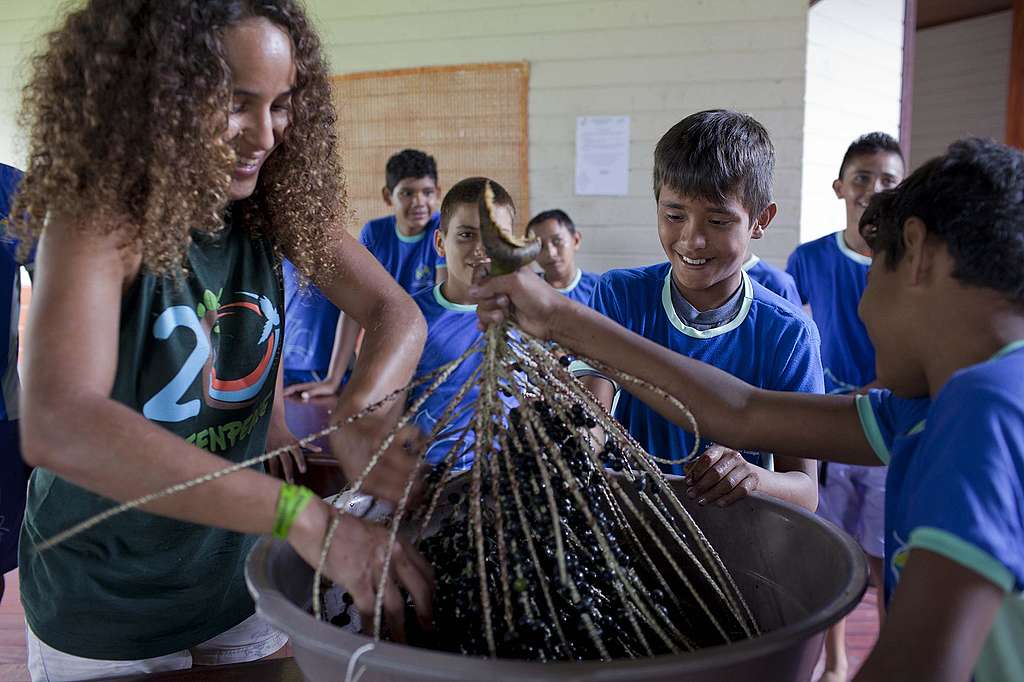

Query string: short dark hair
[653,110,774,217]
[838,132,904,179]
[526,209,576,235]
[861,137,1024,305]
[439,177,515,233]
[385,149,438,192]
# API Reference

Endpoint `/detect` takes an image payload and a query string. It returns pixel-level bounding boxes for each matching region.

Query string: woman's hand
[684,445,761,507]
[289,499,434,642]
[470,267,569,339]
[330,407,427,505]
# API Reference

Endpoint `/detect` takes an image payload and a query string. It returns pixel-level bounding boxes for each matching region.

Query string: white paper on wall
[575,116,630,196]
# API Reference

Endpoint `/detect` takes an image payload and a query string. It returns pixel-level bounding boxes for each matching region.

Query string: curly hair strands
[9,0,347,280]
[861,137,1024,306]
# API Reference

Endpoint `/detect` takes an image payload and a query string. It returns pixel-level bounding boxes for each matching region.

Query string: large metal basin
[246,480,867,681]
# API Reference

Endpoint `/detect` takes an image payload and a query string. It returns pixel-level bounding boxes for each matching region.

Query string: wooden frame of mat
[330,61,530,236]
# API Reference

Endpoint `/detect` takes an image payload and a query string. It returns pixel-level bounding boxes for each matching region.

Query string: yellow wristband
[273,484,315,540]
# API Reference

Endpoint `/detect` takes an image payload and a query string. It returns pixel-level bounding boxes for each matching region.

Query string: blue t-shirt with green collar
[409,284,483,471]
[281,213,446,379]
[550,268,601,306]
[786,231,875,394]
[359,213,446,294]
[588,262,825,475]
[857,341,1024,682]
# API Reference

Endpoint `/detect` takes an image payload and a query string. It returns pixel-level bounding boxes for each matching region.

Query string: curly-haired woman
[7,1,432,678]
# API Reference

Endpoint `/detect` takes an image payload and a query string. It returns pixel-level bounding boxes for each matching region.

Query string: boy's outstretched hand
[283,376,342,401]
[684,444,761,507]
[470,267,568,339]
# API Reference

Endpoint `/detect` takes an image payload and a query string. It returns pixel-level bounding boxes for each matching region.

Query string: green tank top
[20,219,284,660]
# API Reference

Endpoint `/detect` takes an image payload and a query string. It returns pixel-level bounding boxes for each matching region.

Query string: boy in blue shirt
[285,149,445,396]
[0,163,25,603]
[526,209,600,305]
[409,177,516,469]
[579,110,821,511]
[787,132,904,394]
[787,132,905,681]
[741,253,800,306]
[474,137,1024,681]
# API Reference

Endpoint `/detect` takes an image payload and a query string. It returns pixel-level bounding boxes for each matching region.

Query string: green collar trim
[395,224,428,244]
[991,340,1024,361]
[909,527,1015,592]
[742,254,760,271]
[433,284,476,312]
[660,270,753,339]
[856,394,891,464]
[834,231,872,266]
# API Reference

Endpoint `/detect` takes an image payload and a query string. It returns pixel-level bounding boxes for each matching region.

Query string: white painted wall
[910,10,1011,169]
[0,0,65,168]
[306,0,810,271]
[0,0,809,271]
[801,0,904,244]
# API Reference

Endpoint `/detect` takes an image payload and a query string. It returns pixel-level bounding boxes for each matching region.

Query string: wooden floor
[812,587,881,680]
[0,568,881,682]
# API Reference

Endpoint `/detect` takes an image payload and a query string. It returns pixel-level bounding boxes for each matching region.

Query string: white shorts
[25,612,288,682]
[816,461,887,558]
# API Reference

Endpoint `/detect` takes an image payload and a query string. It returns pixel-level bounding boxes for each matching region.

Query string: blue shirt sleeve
[779,274,802,308]
[358,221,373,251]
[785,249,809,306]
[903,383,1024,592]
[855,389,930,464]
[0,165,25,263]
[769,318,825,395]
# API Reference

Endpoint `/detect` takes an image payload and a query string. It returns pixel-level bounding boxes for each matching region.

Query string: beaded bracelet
[273,483,316,540]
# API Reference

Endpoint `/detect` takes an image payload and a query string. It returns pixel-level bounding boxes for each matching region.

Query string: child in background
[578,110,821,511]
[474,137,1024,682]
[0,162,25,604]
[787,133,904,394]
[280,259,340,386]
[409,177,516,469]
[741,252,800,306]
[786,132,905,682]
[285,148,444,396]
[526,209,600,305]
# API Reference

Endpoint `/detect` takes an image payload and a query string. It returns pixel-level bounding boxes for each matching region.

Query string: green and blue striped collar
[660,269,753,339]
[433,283,476,312]
[395,223,428,244]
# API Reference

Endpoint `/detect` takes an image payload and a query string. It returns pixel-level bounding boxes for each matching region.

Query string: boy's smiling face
[834,151,904,229]
[657,186,775,311]
[385,175,440,233]
[436,201,514,303]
